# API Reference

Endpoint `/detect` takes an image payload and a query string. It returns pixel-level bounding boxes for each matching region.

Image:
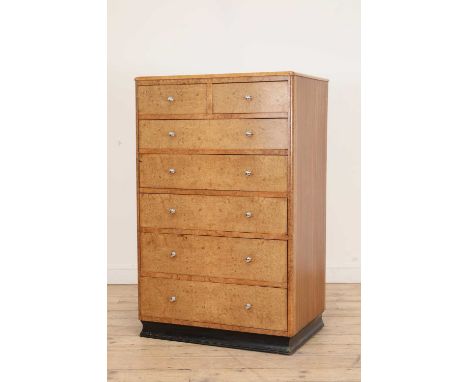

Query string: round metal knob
[167,96,174,102]
[244,170,253,177]
[170,251,176,258]
[245,131,254,137]
[245,256,253,263]
[168,168,176,174]
[168,131,176,137]
[244,303,252,310]
[168,208,176,214]
[169,296,176,302]
[245,211,253,218]
[244,95,253,101]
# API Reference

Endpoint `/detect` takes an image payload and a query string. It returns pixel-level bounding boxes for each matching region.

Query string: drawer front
[212,82,289,113]
[139,154,287,192]
[139,194,287,234]
[139,119,289,150]
[140,277,287,331]
[140,233,287,284]
[138,84,207,114]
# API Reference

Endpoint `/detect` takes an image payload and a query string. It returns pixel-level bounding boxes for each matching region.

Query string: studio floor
[108,284,360,382]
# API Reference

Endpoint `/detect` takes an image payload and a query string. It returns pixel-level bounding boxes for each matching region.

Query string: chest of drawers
[135,72,328,354]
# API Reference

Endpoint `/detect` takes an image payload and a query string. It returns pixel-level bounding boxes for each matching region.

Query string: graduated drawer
[137,84,207,114]
[140,233,287,284]
[139,119,289,150]
[139,193,287,234]
[139,154,287,192]
[212,81,289,113]
[139,277,287,331]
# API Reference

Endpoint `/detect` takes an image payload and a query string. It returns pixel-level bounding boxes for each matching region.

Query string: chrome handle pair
[170,94,250,102]
[168,252,251,262]
[170,208,252,218]
[169,168,250,176]
[169,296,250,310]
[170,130,252,138]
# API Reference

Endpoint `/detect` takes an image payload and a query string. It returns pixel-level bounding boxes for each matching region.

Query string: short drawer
[140,233,287,284]
[139,193,287,234]
[139,119,289,150]
[212,81,289,113]
[139,154,287,192]
[139,277,287,331]
[137,84,207,114]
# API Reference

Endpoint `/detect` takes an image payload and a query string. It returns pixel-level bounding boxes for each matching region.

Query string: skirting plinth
[140,315,324,355]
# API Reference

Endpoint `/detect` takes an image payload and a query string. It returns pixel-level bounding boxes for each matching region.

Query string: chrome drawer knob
[244,303,252,310]
[244,170,253,177]
[167,96,174,102]
[245,131,254,137]
[245,256,253,263]
[244,95,253,101]
[170,251,177,258]
[168,131,176,137]
[169,296,176,302]
[245,211,253,218]
[168,208,176,214]
[168,168,176,174]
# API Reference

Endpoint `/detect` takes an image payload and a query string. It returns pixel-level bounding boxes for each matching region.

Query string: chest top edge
[134,71,328,82]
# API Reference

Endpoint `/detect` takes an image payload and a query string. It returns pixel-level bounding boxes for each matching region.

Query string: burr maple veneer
[135,71,328,354]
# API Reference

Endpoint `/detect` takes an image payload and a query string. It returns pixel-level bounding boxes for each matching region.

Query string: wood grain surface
[140,233,287,284]
[212,82,289,113]
[139,277,287,331]
[138,112,288,120]
[135,71,329,81]
[134,72,328,342]
[137,84,207,114]
[289,76,328,335]
[137,76,291,86]
[141,227,288,241]
[139,154,288,192]
[139,193,288,234]
[108,283,360,382]
[138,119,289,151]
[139,187,287,198]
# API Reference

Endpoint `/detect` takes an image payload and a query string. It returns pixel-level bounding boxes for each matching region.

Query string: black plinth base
[140,315,323,355]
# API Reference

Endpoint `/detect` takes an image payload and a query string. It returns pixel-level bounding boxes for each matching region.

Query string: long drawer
[139,193,288,234]
[140,233,287,284]
[138,119,289,150]
[139,277,287,331]
[139,154,287,192]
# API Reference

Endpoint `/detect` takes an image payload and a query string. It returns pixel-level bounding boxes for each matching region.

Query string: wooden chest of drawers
[135,71,328,354]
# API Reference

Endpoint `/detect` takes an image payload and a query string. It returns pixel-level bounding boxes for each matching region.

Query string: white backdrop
[108,0,360,283]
